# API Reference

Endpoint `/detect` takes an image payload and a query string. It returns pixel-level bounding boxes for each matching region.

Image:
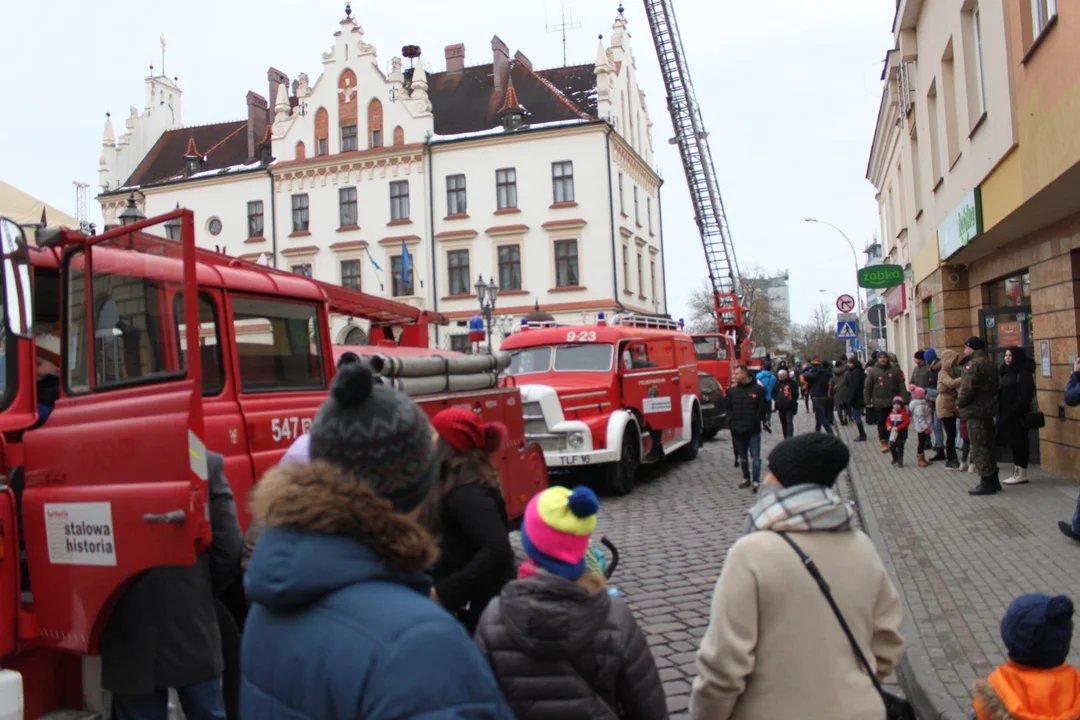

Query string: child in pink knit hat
[474,486,666,719]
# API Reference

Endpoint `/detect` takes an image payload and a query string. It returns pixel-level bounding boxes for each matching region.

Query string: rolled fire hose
[369,351,511,379]
[378,371,501,396]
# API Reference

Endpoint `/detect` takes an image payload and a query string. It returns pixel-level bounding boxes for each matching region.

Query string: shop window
[988,272,1031,307]
[231,296,324,393]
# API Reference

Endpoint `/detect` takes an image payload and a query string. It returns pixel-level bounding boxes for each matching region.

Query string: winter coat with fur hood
[240,461,513,720]
[474,573,668,720]
[937,350,962,419]
[971,661,1080,720]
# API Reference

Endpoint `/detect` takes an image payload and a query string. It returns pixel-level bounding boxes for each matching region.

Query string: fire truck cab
[0,210,546,719]
[500,313,702,496]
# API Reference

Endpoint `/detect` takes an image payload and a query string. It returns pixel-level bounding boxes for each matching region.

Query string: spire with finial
[345,1,352,18]
[103,112,116,147]
[499,76,527,131]
[184,138,201,158]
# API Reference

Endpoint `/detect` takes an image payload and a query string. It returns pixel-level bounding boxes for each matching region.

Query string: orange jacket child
[971,593,1080,720]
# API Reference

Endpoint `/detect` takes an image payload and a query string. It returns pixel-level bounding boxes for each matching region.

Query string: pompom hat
[309,364,437,513]
[1001,593,1074,669]
[431,408,508,454]
[909,385,926,400]
[520,486,599,580]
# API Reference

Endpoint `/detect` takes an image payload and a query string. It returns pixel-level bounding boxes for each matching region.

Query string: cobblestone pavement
[514,411,902,718]
[836,417,1080,720]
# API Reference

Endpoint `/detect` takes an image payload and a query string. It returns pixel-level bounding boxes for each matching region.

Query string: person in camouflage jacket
[957,336,1001,496]
[864,353,908,453]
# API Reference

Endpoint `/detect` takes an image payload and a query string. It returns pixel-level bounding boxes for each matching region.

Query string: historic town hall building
[97,5,665,349]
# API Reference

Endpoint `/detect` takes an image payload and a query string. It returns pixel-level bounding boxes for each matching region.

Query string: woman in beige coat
[936,349,962,469]
[690,434,905,720]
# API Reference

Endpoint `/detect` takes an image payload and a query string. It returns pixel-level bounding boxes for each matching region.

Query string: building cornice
[610,132,661,190]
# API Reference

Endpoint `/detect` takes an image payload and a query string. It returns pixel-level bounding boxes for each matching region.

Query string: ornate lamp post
[117,193,146,226]
[474,274,499,353]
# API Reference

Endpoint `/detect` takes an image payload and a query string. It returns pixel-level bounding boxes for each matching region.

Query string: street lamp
[804,218,865,357]
[474,274,499,353]
[117,193,146,226]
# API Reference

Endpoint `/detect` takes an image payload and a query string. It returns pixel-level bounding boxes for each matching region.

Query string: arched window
[343,326,368,345]
[368,99,384,148]
[314,107,329,156]
[393,126,405,146]
[338,69,359,152]
[295,140,306,160]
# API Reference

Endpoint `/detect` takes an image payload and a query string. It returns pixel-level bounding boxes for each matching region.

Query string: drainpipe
[264,168,278,269]
[657,179,668,316]
[605,127,624,314]
[426,138,439,348]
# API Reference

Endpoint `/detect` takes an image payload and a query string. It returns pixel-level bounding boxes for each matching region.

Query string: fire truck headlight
[567,431,586,450]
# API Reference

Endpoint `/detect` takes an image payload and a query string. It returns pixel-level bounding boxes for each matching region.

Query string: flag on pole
[366,246,382,272]
[400,240,412,291]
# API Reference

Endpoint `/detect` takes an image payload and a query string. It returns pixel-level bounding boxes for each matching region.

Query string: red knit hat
[431,408,507,454]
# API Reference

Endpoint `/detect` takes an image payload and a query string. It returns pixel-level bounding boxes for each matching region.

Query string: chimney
[267,67,289,120]
[246,91,269,160]
[492,36,510,93]
[445,44,465,72]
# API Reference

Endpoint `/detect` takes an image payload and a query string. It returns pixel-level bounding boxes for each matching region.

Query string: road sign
[836,294,855,313]
[868,304,887,328]
[838,312,857,323]
[836,321,858,341]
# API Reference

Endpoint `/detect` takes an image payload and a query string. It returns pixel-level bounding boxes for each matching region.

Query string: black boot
[931,447,946,462]
[969,472,1002,496]
[856,425,867,442]
[945,446,960,470]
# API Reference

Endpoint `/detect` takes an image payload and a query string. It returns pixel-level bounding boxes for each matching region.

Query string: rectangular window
[552,161,575,204]
[391,255,414,297]
[340,259,362,290]
[647,197,653,233]
[498,245,522,291]
[290,264,312,278]
[963,5,987,127]
[175,293,224,396]
[447,249,470,296]
[446,174,467,216]
[231,296,325,393]
[618,173,625,214]
[317,138,328,156]
[650,258,657,300]
[554,240,579,287]
[341,124,358,152]
[927,81,943,187]
[247,200,264,238]
[339,187,358,228]
[291,194,309,232]
[910,131,923,214]
[633,186,640,224]
[496,168,517,210]
[636,252,644,295]
[1032,0,1057,38]
[371,128,382,149]
[942,40,960,168]
[622,245,630,290]
[390,180,410,221]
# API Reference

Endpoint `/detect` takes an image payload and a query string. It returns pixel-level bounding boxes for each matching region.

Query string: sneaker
[959,462,969,472]
[738,480,752,489]
[945,459,961,470]
[1003,467,1030,486]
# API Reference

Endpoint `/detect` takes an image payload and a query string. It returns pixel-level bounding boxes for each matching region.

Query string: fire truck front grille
[523,401,567,452]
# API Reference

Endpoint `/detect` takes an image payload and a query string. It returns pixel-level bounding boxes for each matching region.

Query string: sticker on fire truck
[642,397,673,414]
[44,502,117,567]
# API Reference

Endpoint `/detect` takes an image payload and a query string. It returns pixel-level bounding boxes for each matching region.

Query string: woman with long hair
[423,408,516,633]
[998,346,1036,486]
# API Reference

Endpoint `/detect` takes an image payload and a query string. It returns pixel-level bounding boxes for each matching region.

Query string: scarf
[746,483,855,533]
[518,544,606,580]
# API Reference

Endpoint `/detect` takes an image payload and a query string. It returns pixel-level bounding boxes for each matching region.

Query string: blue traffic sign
[836,321,858,341]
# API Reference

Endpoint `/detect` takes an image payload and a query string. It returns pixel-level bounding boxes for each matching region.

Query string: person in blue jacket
[755,360,778,434]
[240,363,513,720]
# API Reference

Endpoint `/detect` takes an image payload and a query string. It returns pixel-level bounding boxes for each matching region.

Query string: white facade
[99,75,184,194]
[96,7,663,350]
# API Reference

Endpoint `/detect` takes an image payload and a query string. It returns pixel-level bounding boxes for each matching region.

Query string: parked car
[698,372,727,440]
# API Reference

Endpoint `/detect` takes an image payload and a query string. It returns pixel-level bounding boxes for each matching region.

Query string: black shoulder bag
[774,532,915,720]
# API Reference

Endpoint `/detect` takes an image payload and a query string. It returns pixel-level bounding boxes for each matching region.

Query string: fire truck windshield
[508,344,614,375]
[694,338,728,361]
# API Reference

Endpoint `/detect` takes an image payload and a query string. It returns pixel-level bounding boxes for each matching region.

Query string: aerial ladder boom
[642,0,748,346]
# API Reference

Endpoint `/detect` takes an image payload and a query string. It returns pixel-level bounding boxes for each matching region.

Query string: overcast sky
[2,0,893,325]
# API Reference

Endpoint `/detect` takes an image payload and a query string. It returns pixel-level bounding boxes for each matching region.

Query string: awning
[0,180,80,229]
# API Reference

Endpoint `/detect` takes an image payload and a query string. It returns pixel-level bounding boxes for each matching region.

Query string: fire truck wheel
[604,427,640,496]
[673,408,702,462]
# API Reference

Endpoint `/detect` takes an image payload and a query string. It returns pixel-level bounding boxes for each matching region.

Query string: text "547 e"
[272,417,312,443]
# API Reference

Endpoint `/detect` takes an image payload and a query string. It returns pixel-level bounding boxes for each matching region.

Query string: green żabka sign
[858,264,904,289]
[938,188,983,261]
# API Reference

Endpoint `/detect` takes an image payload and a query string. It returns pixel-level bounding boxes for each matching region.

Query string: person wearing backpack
[474,486,667,720]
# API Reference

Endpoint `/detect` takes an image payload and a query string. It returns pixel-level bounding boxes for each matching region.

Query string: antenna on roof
[545,0,581,67]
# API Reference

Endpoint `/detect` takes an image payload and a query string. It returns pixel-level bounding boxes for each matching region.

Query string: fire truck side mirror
[0,217,34,338]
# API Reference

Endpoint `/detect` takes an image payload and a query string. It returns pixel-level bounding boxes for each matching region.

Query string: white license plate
[558,455,593,466]
[702,403,715,409]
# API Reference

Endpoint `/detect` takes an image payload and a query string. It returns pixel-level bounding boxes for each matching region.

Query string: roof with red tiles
[123,120,251,187]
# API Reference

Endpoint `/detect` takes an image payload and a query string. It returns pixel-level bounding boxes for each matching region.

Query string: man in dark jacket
[725,365,767,491]
[957,336,1001,496]
[840,358,868,441]
[864,352,907,453]
[102,451,242,720]
[802,359,834,436]
[830,358,849,426]
[773,369,801,439]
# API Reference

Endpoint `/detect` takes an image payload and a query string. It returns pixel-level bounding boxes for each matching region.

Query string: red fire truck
[499,313,702,496]
[0,209,546,719]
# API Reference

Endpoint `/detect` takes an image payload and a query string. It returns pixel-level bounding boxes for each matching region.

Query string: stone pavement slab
[837,419,1080,720]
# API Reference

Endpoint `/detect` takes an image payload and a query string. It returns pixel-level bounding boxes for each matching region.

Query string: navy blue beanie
[1000,593,1074,669]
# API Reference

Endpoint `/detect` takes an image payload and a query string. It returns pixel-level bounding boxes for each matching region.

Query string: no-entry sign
[836,294,855,313]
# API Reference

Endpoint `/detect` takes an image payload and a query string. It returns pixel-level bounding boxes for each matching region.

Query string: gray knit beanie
[309,364,436,513]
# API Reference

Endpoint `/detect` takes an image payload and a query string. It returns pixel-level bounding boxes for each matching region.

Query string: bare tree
[685,266,789,352]
[791,303,846,362]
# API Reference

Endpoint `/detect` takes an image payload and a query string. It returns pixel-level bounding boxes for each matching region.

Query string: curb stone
[842,431,966,720]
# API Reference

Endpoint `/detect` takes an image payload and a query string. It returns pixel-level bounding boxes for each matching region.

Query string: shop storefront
[884,283,909,367]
